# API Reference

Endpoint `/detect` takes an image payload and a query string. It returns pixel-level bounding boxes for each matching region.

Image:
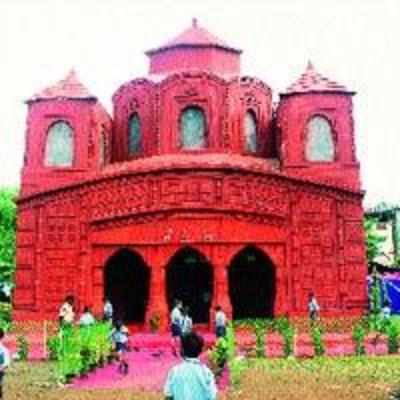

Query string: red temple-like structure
[13,20,368,329]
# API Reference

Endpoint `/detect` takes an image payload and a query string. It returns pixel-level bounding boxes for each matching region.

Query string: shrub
[311,324,325,356]
[275,318,295,357]
[48,322,112,383]
[208,337,229,377]
[254,321,266,358]
[47,335,62,361]
[16,335,29,361]
[386,322,399,354]
[352,323,366,356]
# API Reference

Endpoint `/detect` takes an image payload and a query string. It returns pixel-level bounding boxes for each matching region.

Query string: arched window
[180,106,206,149]
[305,116,335,162]
[99,131,106,167]
[128,114,142,155]
[244,111,257,153]
[45,121,73,167]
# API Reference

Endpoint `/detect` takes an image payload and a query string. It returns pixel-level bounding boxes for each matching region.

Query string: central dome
[145,19,242,76]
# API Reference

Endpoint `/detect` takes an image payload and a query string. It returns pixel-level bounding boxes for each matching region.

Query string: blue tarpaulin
[369,273,400,314]
[383,277,400,314]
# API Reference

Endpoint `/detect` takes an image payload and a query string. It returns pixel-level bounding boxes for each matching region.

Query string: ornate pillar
[212,262,232,323]
[146,261,169,332]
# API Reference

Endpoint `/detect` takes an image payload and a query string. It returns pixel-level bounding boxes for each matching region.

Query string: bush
[386,322,399,354]
[275,318,295,357]
[311,325,325,356]
[48,322,112,383]
[47,335,62,361]
[254,321,266,358]
[16,335,29,361]
[352,323,366,356]
[208,337,229,377]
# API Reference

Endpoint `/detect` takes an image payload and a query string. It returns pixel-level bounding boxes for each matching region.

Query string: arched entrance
[104,249,150,324]
[166,247,213,324]
[228,246,276,319]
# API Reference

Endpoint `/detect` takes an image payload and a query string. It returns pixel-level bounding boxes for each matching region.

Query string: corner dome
[145,19,242,76]
[28,69,97,102]
[283,62,353,95]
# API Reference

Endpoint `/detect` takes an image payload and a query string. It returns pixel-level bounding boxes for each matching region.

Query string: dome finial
[192,17,198,28]
[306,60,314,71]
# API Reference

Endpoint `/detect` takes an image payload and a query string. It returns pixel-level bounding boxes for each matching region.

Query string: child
[164,332,217,400]
[215,305,227,338]
[170,300,183,356]
[308,292,320,322]
[111,320,129,374]
[0,328,10,399]
[58,295,75,328]
[79,306,96,327]
[103,298,113,322]
[181,306,193,335]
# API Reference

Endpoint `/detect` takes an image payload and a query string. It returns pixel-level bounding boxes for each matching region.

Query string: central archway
[166,247,213,324]
[228,246,276,320]
[104,249,150,324]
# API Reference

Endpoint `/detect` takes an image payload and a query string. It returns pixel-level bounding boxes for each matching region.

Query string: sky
[0,0,399,207]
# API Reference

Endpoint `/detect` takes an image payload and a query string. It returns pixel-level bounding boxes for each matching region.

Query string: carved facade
[14,20,367,329]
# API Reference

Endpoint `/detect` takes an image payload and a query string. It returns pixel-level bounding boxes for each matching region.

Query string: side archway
[104,248,150,324]
[228,246,276,319]
[166,247,213,323]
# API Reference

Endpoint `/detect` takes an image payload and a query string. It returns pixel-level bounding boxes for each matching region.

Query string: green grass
[3,357,400,400]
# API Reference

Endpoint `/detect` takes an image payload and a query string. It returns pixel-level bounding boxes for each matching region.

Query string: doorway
[166,247,213,323]
[104,249,150,324]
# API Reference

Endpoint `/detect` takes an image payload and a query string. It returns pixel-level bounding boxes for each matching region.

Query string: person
[0,328,10,399]
[170,300,183,356]
[308,292,320,322]
[164,332,217,400]
[103,298,113,322]
[181,306,193,335]
[58,295,75,328]
[382,300,391,329]
[79,306,96,327]
[111,320,129,374]
[215,305,227,338]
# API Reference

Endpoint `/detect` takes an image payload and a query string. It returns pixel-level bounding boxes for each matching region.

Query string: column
[146,264,169,332]
[212,263,232,322]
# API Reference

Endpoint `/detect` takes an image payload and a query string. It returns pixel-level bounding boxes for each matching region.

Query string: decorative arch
[166,246,213,323]
[228,245,276,319]
[128,114,142,156]
[179,106,207,150]
[305,115,335,162]
[104,248,150,324]
[244,110,258,153]
[44,121,74,167]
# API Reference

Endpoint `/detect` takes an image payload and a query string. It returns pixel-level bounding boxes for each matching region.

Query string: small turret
[21,70,111,196]
[276,62,360,190]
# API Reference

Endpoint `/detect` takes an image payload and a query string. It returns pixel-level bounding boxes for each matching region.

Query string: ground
[4,356,400,400]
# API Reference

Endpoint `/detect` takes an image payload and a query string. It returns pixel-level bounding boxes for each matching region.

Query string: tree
[0,187,17,284]
[364,216,385,265]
